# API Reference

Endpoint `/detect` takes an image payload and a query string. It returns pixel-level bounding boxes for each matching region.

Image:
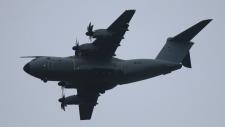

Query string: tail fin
[156,19,212,68]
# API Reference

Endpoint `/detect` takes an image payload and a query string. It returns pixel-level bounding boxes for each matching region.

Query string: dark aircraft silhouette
[22,10,211,120]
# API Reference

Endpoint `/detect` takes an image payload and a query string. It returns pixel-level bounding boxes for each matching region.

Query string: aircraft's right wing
[92,10,135,58]
[77,89,100,120]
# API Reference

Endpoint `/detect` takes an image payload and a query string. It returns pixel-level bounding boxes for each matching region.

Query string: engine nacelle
[58,81,76,89]
[90,29,113,39]
[58,95,81,105]
[73,43,101,57]
[85,22,112,40]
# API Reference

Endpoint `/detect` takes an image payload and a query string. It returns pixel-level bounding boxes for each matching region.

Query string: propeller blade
[59,86,66,111]
[87,22,90,31]
[86,22,94,36]
[87,22,93,31]
[61,86,65,97]
[72,38,80,51]
[61,103,65,111]
[75,39,79,47]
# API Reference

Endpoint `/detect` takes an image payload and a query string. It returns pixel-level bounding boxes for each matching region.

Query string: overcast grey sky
[0,0,224,127]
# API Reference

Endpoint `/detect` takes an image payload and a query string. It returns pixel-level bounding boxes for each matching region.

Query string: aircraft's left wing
[77,89,100,120]
[93,10,135,58]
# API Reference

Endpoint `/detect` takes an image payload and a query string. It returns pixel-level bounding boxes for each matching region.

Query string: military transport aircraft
[22,9,211,120]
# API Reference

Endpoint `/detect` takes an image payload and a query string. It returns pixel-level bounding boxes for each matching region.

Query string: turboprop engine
[58,95,81,111]
[85,22,112,41]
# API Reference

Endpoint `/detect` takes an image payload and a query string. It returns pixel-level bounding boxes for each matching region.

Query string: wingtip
[196,19,212,29]
[205,19,213,22]
[207,19,213,21]
[126,9,136,13]
[200,19,213,24]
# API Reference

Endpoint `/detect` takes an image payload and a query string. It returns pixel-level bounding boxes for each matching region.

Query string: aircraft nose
[23,63,30,73]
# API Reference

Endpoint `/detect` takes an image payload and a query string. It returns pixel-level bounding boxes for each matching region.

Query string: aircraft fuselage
[23,56,181,91]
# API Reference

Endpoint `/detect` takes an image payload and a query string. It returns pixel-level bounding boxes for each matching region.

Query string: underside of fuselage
[24,56,182,91]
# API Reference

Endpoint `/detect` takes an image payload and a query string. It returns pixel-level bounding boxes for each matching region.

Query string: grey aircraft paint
[22,10,211,120]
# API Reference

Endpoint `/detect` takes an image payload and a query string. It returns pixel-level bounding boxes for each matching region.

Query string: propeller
[72,38,80,56]
[87,22,94,34]
[59,86,66,111]
[72,39,79,51]
[86,22,94,42]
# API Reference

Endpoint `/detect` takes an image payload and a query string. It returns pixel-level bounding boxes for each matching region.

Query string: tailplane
[156,19,212,68]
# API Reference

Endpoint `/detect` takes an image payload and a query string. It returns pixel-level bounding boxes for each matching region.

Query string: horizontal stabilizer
[171,19,212,42]
[156,19,212,68]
